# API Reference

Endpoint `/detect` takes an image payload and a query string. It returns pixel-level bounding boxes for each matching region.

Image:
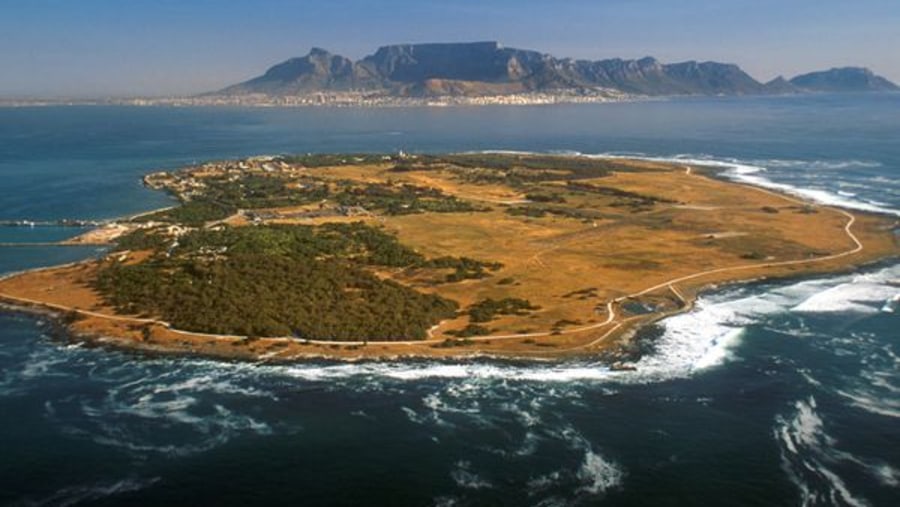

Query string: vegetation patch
[467,298,540,323]
[566,182,678,207]
[95,223,461,340]
[506,205,604,221]
[444,325,491,338]
[419,256,503,282]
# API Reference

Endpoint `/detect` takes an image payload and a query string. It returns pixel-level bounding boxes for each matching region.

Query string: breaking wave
[12,477,161,507]
[449,461,494,490]
[613,154,899,217]
[774,397,899,507]
[472,150,900,217]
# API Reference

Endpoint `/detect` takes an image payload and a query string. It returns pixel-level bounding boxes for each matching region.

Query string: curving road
[0,167,871,352]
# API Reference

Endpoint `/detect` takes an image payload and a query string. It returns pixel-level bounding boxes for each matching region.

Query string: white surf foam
[790,266,900,315]
[450,460,494,490]
[576,449,624,495]
[250,265,900,388]
[577,151,900,217]
[750,159,883,171]
[774,397,870,507]
[792,282,899,314]
[774,395,900,504]
[527,470,563,494]
[469,149,900,217]
[21,477,160,507]
[558,425,624,495]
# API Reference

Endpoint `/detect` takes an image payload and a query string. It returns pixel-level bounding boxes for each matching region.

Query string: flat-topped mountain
[214,41,898,98]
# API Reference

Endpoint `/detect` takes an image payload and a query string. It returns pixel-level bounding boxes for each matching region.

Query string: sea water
[0,94,898,506]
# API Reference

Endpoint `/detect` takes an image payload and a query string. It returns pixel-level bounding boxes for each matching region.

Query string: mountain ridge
[215,41,898,98]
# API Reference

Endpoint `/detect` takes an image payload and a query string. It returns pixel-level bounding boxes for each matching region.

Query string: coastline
[1,246,896,365]
[0,91,640,109]
[1,155,897,364]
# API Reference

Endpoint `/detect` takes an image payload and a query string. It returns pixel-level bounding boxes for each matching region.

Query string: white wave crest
[17,477,161,507]
[750,159,883,171]
[249,265,900,388]
[558,150,900,217]
[792,282,899,314]
[577,449,624,495]
[450,460,493,490]
[774,398,867,507]
[774,397,900,506]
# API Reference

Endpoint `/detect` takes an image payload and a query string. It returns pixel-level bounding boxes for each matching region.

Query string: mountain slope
[789,67,899,92]
[215,42,898,98]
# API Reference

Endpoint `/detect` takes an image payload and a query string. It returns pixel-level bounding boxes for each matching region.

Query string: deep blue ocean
[0,95,898,506]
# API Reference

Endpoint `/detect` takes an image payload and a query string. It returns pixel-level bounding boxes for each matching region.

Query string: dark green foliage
[94,253,457,341]
[173,226,503,284]
[138,201,236,227]
[437,154,620,177]
[506,206,552,218]
[565,182,677,205]
[94,222,465,340]
[467,298,540,323]
[562,287,598,299]
[420,256,503,282]
[277,154,390,167]
[175,223,425,267]
[375,153,650,188]
[525,192,567,203]
[202,175,327,209]
[506,205,604,221]
[334,183,481,215]
[113,228,169,252]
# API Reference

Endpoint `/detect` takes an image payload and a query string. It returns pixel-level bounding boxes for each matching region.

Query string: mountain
[763,76,801,94]
[789,67,900,93]
[219,48,381,94]
[215,42,898,98]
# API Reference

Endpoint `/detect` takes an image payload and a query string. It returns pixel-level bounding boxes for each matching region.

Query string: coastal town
[0,88,632,108]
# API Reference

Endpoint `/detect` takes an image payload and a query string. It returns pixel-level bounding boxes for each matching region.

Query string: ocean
[0,94,898,506]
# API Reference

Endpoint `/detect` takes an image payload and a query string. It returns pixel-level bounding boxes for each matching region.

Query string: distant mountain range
[214,41,899,98]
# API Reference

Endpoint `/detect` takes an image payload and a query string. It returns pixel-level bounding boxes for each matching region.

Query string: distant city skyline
[1,0,899,98]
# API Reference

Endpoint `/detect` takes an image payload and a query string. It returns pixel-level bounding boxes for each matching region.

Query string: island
[1,153,897,362]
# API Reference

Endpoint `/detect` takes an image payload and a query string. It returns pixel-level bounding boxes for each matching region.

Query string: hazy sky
[2,0,899,97]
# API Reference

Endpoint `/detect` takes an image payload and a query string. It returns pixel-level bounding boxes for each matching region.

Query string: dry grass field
[1,155,897,361]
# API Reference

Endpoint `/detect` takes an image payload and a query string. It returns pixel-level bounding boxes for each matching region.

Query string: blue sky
[1,0,898,97]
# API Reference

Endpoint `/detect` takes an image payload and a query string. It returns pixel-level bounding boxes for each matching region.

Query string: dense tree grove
[139,201,237,226]
[96,223,518,340]
[95,254,457,340]
[114,228,170,251]
[147,174,483,227]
